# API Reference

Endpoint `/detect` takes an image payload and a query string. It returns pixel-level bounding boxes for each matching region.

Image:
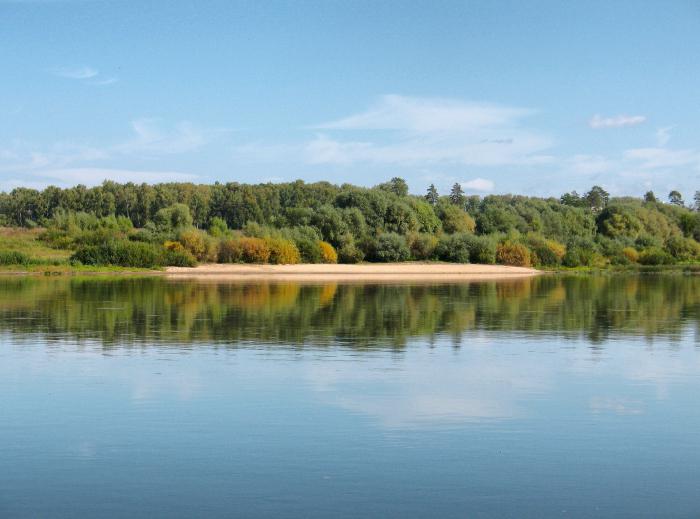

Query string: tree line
[1,178,699,267]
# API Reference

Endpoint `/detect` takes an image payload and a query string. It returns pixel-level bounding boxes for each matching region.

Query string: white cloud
[655,126,673,147]
[38,168,197,185]
[623,147,700,170]
[117,119,207,155]
[51,65,98,79]
[461,178,494,192]
[589,114,646,129]
[316,94,533,133]
[89,77,118,86]
[304,96,552,167]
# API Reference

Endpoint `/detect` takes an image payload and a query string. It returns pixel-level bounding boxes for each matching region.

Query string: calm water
[1,275,700,518]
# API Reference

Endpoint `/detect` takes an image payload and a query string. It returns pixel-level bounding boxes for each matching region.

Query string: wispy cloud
[589,114,646,129]
[51,65,99,79]
[117,119,207,155]
[461,178,494,192]
[655,126,673,147]
[304,95,552,167]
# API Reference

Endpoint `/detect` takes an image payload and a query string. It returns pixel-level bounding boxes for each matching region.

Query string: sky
[1,0,699,199]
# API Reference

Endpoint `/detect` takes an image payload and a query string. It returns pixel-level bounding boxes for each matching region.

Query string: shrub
[526,235,566,267]
[562,238,599,267]
[622,247,639,263]
[0,250,33,266]
[639,247,673,266]
[373,233,410,262]
[440,205,476,233]
[266,238,301,264]
[295,237,322,263]
[178,229,207,260]
[163,248,197,267]
[208,217,229,237]
[408,233,438,260]
[218,239,244,263]
[436,234,470,263]
[436,233,496,264]
[496,241,532,267]
[318,241,338,264]
[337,234,365,264]
[240,237,271,263]
[71,241,163,268]
[338,243,365,263]
[665,236,700,261]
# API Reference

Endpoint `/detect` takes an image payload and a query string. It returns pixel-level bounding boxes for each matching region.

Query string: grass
[0,227,160,275]
[0,227,71,263]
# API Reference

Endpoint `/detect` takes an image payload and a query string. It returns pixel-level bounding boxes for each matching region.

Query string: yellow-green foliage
[218,239,244,263]
[318,241,338,264]
[441,205,476,234]
[164,240,187,253]
[622,247,639,263]
[178,229,207,260]
[240,237,271,263]
[496,241,532,267]
[265,238,301,264]
[0,227,71,263]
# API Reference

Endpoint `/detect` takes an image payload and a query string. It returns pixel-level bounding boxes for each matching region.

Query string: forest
[0,178,699,269]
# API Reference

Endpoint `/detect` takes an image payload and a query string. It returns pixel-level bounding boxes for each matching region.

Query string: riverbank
[165,262,541,281]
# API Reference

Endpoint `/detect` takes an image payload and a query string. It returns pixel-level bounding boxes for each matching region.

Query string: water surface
[1,275,699,518]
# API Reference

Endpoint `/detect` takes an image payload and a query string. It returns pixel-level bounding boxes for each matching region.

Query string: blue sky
[1,0,699,198]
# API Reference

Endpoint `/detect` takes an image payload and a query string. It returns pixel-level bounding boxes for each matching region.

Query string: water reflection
[3,275,700,517]
[0,274,698,347]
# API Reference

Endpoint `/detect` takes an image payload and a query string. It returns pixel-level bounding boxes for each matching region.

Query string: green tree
[644,191,657,203]
[449,183,465,206]
[669,190,684,206]
[584,186,609,212]
[425,184,439,205]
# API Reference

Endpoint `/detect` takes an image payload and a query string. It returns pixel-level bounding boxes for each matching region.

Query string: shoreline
[165,262,542,281]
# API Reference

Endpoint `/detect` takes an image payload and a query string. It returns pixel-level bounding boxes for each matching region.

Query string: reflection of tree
[0,275,697,348]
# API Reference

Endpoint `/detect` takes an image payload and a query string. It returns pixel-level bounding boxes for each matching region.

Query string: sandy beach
[165,263,541,281]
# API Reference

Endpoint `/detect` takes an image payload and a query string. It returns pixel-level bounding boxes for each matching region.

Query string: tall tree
[669,190,684,206]
[694,191,700,211]
[425,184,439,205]
[449,183,465,206]
[644,191,657,203]
[584,185,609,213]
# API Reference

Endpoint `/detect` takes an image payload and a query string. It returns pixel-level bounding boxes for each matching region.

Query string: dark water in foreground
[1,275,700,518]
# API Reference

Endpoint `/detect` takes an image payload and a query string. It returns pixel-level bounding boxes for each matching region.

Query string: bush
[496,241,532,267]
[622,247,639,263]
[408,233,438,260]
[526,235,566,266]
[71,241,164,268]
[665,236,700,261]
[218,239,244,263]
[436,234,470,263]
[440,205,476,233]
[240,237,271,263]
[178,229,208,260]
[266,238,301,264]
[318,241,338,264]
[338,243,365,263]
[163,248,197,267]
[0,250,33,266]
[373,233,410,262]
[639,247,673,266]
[295,237,322,263]
[208,217,229,237]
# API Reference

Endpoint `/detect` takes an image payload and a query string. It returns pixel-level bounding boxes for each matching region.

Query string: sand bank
[165,263,541,282]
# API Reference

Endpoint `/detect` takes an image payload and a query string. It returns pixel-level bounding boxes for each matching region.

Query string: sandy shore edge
[166,263,541,281]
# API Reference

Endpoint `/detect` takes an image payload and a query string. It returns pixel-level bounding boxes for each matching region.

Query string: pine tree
[449,183,464,205]
[425,184,439,205]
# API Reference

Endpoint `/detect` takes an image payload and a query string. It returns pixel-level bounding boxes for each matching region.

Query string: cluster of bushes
[2,178,700,268]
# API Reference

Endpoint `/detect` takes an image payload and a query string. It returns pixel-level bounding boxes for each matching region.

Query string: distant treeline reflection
[0,275,698,347]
